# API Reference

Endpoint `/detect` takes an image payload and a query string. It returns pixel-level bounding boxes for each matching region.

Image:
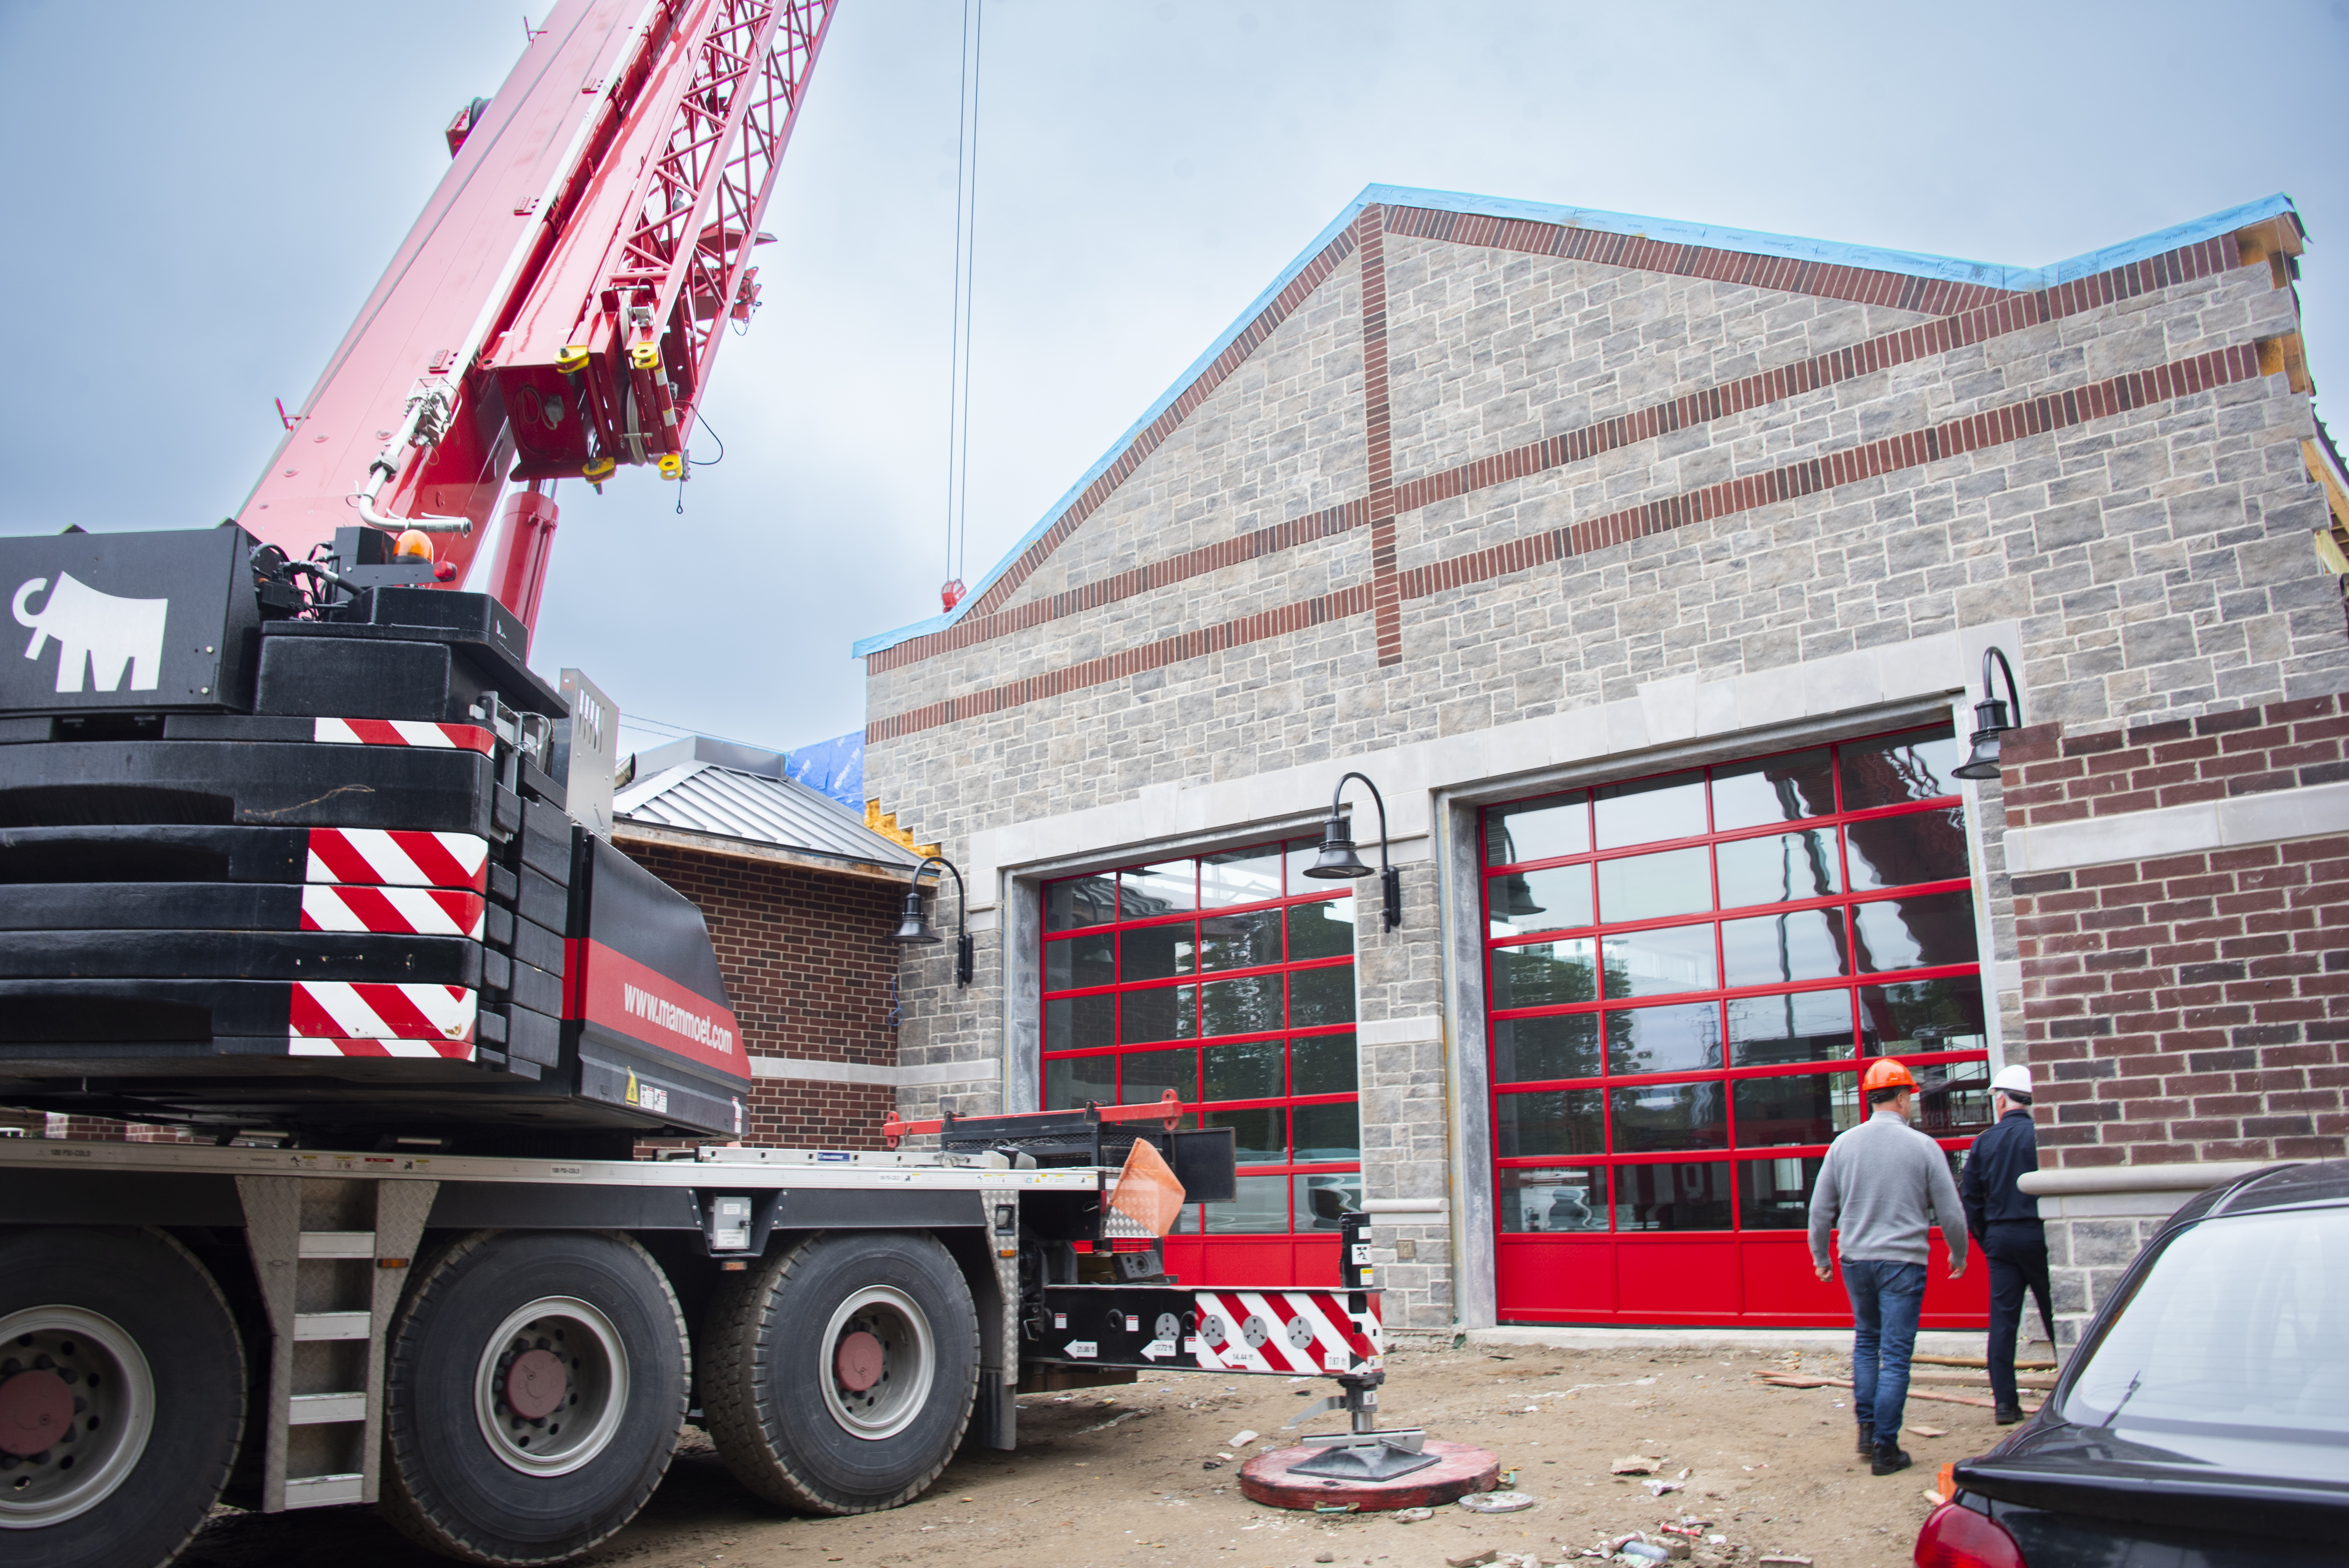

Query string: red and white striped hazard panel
[305,829,489,891]
[301,885,486,939]
[312,717,495,754]
[288,982,476,1051]
[1188,1290,1382,1375]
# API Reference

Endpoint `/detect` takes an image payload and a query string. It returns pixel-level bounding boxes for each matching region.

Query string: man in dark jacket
[1960,1064,2055,1423]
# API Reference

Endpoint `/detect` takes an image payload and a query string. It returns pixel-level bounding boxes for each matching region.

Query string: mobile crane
[0,6,1423,1566]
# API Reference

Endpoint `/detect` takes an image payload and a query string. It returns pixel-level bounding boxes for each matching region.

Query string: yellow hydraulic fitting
[657,453,684,479]
[582,455,616,481]
[554,345,591,374]
[628,342,660,371]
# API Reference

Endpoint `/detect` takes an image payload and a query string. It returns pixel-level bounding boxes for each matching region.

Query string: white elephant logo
[12,574,168,694]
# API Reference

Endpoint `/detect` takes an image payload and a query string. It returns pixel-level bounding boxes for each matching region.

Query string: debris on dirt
[1230,1429,1259,1447]
[1758,1557,1814,1565]
[1613,1454,1663,1474]
[1907,1424,1947,1438]
[1314,1553,1335,1563]
[1394,1506,1434,1522]
[1458,1490,1537,1513]
[1643,1479,1683,1496]
[1447,1549,1501,1568]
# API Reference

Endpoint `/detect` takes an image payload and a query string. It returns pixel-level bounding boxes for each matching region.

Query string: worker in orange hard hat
[1807,1057,1969,1477]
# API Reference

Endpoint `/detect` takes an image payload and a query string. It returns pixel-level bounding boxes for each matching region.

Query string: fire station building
[857,186,2349,1342]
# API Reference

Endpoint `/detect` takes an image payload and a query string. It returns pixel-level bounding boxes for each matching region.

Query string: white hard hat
[1992,1064,2033,1096]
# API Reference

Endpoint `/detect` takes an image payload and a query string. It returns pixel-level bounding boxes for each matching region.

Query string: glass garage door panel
[1043,841,1359,1285]
[1485,723,1992,1327]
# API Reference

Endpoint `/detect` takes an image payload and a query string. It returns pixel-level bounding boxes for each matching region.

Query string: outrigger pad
[1287,1438,1442,1482]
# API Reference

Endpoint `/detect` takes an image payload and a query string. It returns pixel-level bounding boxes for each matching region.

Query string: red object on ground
[1238,1438,1499,1513]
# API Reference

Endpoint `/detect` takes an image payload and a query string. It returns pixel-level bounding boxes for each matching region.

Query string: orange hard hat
[1862,1058,1919,1094]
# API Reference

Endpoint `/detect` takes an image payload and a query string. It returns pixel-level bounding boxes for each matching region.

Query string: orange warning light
[393,529,435,561]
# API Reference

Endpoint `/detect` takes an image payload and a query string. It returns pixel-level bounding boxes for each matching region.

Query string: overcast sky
[4,0,2343,761]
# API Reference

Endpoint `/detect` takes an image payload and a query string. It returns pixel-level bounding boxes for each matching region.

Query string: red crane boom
[234,0,836,630]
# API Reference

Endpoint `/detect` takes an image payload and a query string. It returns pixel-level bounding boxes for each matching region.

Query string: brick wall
[2005,697,2348,1167]
[619,842,901,1151]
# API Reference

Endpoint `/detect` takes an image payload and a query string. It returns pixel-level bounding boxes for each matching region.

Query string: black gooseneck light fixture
[1953,645,2024,782]
[891,855,975,986]
[1303,770,1403,930]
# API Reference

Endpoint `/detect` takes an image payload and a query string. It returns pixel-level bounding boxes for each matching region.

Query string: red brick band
[871,232,2246,675]
[1358,208,1404,668]
[866,347,2263,743]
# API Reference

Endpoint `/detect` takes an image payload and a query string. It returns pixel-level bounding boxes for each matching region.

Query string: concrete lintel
[2018,1160,2273,1196]
[2007,780,2349,875]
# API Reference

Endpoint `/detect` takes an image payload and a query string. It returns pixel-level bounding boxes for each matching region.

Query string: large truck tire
[378,1230,689,1566]
[702,1230,978,1514]
[0,1227,245,1568]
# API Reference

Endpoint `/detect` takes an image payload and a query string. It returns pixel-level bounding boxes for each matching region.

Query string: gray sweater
[1808,1108,1971,1271]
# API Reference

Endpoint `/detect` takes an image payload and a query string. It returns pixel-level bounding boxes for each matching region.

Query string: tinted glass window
[1844,807,1969,891]
[1838,728,1961,810]
[1728,988,1855,1066]
[1854,891,1978,973]
[1731,1071,1858,1147]
[1287,967,1356,1029]
[1501,1167,1608,1232]
[1488,865,1593,937]
[1119,985,1193,1043]
[1204,1039,1283,1102]
[1120,921,1194,982]
[1486,795,1589,865]
[1738,1155,1825,1230]
[1595,771,1707,848]
[1601,925,1717,999]
[1492,939,1599,1010]
[1120,1048,1196,1101]
[1857,977,1986,1055]
[1199,845,1284,908]
[1495,1089,1606,1157]
[1289,1033,1357,1096]
[1722,908,1852,988]
[1045,875,1117,931]
[1492,1014,1603,1084]
[1716,829,1840,909]
[1198,908,1281,971]
[1287,897,1355,960]
[1604,1002,1721,1077]
[1122,861,1196,918]
[1711,748,1836,830]
[1609,1082,1729,1153]
[1045,931,1114,992]
[1209,1105,1285,1164]
[1615,1161,1733,1231]
[1199,973,1283,1037]
[1292,1101,1361,1162]
[1597,845,1712,923]
[1045,994,1114,1052]
[1044,1052,1116,1110]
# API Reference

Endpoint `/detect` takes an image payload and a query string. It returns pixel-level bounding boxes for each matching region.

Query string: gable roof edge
[852,185,2298,661]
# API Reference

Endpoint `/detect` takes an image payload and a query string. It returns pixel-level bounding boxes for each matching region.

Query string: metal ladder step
[288,1392,368,1425]
[298,1230,376,1259]
[283,1473,365,1510]
[293,1310,372,1341]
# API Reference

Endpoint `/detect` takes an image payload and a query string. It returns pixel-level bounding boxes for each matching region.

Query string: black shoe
[1871,1442,1912,1476]
[1856,1423,1874,1456]
[1994,1404,2024,1425]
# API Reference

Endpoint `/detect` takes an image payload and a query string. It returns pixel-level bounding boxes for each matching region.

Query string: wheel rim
[471,1297,628,1477]
[0,1306,156,1530]
[818,1286,934,1441]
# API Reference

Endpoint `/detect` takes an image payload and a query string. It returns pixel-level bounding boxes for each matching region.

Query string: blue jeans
[1842,1258,1927,1443]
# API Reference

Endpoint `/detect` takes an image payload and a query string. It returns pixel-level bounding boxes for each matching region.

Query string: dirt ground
[178,1340,2012,1568]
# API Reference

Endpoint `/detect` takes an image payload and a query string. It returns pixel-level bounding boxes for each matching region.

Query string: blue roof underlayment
[853,184,2300,661]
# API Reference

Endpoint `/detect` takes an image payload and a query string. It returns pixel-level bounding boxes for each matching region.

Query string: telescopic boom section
[233,0,835,629]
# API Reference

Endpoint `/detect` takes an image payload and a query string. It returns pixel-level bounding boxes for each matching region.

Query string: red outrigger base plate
[1240,1439,1501,1512]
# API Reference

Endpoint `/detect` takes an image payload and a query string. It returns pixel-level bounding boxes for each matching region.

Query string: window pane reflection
[1602,925,1718,998]
[1501,1167,1608,1232]
[1045,994,1115,1052]
[1120,921,1194,982]
[1854,891,1978,972]
[1198,908,1281,971]
[1122,861,1196,918]
[1045,875,1117,931]
[1045,930,1114,991]
[1287,897,1356,960]
[1739,1156,1825,1230]
[1488,865,1593,937]
[1045,1053,1117,1109]
[1910,1059,1994,1135]
[1294,1173,1362,1231]
[1716,830,1841,909]
[1121,1048,1197,1102]
[1711,748,1836,830]
[1722,908,1852,988]
[1119,985,1194,1043]
[1486,795,1590,865]
[1597,845,1712,923]
[1199,974,1283,1037]
[1858,977,1987,1055]
[1292,1101,1360,1162]
[1204,1039,1282,1101]
[1495,1089,1605,1157]
[1200,846,1284,908]
[1604,1002,1721,1076]
[1609,1081,1729,1152]
[1845,808,1969,891]
[1290,1033,1357,1096]
[1493,939,1599,1010]
[1492,1014,1603,1084]
[1205,1174,1290,1233]
[1728,989,1855,1066]
[1615,1161,1733,1230]
[1209,1106,1285,1164]
[1595,770,1707,848]
[1731,1071,1859,1146]
[1838,727,1961,810]
[1288,967,1356,1029]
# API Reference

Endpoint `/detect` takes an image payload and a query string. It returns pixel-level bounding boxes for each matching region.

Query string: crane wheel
[378,1230,688,1566]
[702,1231,978,1515]
[0,1227,245,1568]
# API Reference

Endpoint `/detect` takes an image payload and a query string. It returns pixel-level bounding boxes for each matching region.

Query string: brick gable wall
[618,843,901,1151]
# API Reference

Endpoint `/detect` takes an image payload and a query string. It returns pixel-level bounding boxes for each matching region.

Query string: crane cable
[942,0,984,610]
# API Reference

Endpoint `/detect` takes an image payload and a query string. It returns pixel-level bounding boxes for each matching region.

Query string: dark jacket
[1960,1107,2042,1237]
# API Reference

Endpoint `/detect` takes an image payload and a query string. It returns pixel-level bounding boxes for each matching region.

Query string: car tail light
[1915,1500,2025,1568]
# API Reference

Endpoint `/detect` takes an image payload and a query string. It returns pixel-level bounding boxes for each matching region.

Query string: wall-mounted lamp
[1952,645,2023,782]
[1303,770,1403,930]
[891,855,975,986]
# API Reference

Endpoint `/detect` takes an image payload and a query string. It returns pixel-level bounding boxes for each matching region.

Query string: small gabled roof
[614,735,923,879]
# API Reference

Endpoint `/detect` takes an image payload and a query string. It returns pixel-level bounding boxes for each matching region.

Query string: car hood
[1959,1420,2349,1543]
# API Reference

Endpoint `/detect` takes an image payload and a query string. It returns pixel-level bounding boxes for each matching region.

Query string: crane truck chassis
[0,526,1414,1567]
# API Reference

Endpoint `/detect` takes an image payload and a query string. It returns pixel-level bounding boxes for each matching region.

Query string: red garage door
[1485,724,1992,1327]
